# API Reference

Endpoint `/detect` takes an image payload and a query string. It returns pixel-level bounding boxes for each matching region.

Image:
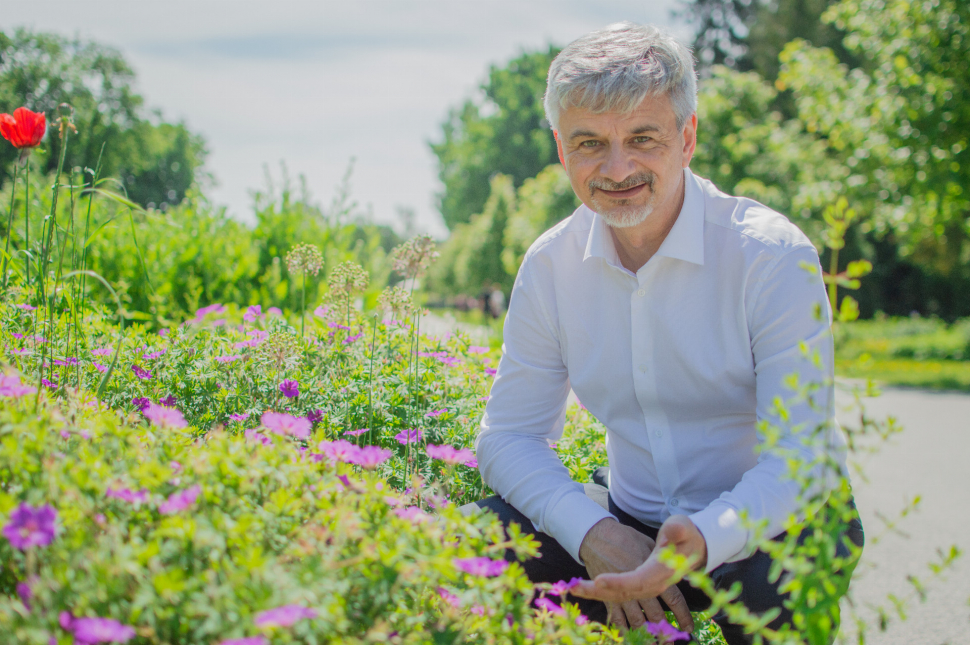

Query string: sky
[3,0,686,237]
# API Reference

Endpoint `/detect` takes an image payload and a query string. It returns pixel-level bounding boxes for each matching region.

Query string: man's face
[555,94,696,229]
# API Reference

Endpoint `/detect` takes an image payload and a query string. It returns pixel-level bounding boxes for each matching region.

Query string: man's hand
[577,518,694,634]
[574,515,707,606]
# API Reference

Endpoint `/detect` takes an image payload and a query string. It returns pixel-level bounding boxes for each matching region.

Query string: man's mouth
[598,183,647,199]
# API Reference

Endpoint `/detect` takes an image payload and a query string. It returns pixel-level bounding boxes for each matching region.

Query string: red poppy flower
[0,107,46,149]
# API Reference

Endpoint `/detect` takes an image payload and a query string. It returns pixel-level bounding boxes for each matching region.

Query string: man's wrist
[579,516,620,565]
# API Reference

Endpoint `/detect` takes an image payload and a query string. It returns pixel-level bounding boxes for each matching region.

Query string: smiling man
[470,22,863,644]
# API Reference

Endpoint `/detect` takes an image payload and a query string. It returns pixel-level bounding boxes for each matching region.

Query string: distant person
[466,22,861,644]
[487,284,506,319]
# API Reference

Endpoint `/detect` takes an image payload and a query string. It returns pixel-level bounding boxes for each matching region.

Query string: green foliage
[431,48,561,230]
[0,28,207,210]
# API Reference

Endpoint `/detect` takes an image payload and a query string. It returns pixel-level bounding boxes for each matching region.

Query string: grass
[835,315,970,392]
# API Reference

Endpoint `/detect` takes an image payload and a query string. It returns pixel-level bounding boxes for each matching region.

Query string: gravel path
[835,386,970,645]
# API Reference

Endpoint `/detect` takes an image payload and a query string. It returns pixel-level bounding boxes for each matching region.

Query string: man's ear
[554,130,566,169]
[681,114,698,168]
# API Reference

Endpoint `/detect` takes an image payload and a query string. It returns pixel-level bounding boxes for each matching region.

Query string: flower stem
[2,163,20,289]
[300,269,306,340]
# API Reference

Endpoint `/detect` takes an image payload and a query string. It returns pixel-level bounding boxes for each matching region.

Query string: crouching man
[466,22,863,645]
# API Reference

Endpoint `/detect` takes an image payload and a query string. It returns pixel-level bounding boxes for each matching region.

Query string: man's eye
[633,136,652,143]
[580,140,600,148]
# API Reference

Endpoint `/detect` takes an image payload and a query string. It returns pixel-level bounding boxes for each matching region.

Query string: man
[470,22,862,644]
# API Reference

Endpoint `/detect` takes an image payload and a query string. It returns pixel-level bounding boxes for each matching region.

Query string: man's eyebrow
[566,123,664,140]
[566,128,599,141]
[631,123,662,134]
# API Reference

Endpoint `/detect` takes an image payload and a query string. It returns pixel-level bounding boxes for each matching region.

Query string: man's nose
[598,144,637,183]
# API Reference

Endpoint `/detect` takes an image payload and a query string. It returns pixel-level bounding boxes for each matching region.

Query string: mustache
[588,172,655,193]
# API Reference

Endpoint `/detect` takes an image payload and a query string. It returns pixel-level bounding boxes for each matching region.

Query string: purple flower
[15,303,36,310]
[313,305,330,318]
[106,487,149,504]
[131,364,152,380]
[534,597,565,615]
[143,403,188,429]
[348,445,392,469]
[279,379,300,398]
[159,484,201,515]
[425,444,476,466]
[8,347,31,356]
[42,378,56,389]
[548,577,583,597]
[394,428,422,445]
[2,503,57,550]
[142,350,166,360]
[54,357,79,366]
[262,412,312,440]
[220,638,268,645]
[16,580,32,611]
[418,351,447,358]
[327,322,351,330]
[453,556,508,577]
[70,616,136,643]
[229,412,250,422]
[0,374,36,397]
[645,619,692,642]
[268,307,283,316]
[438,356,461,367]
[337,474,351,487]
[92,362,108,373]
[159,328,170,337]
[484,367,497,376]
[342,427,367,436]
[343,333,363,344]
[91,347,112,357]
[159,394,177,408]
[193,303,226,322]
[216,354,243,363]
[243,305,263,322]
[425,408,447,418]
[253,604,317,628]
[393,506,430,523]
[468,345,489,354]
[464,458,478,468]
[305,409,324,425]
[132,397,151,412]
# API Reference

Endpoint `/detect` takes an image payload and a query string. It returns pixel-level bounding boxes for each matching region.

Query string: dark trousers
[469,476,864,645]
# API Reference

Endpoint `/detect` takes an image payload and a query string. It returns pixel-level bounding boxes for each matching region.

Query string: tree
[430,47,560,230]
[778,0,970,315]
[0,28,206,210]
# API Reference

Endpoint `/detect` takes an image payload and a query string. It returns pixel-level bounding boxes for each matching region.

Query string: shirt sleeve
[688,244,846,572]
[476,259,616,564]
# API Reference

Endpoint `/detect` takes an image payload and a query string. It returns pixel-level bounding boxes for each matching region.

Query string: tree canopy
[0,28,206,210]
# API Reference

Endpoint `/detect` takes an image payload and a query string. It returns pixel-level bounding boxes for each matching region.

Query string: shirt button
[670,498,679,508]
[655,429,663,438]
[638,364,647,373]
[637,288,645,296]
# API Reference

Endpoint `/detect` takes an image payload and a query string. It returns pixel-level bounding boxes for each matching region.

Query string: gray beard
[589,172,657,228]
[599,201,655,228]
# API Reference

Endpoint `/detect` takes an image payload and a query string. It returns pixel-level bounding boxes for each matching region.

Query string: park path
[835,386,970,645]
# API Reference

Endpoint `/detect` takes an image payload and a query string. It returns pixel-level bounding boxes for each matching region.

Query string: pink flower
[253,604,317,628]
[0,373,36,397]
[131,364,152,380]
[54,357,78,366]
[468,345,489,354]
[313,305,330,318]
[645,619,692,642]
[393,506,430,523]
[317,439,360,463]
[418,351,448,358]
[425,444,476,466]
[229,412,250,422]
[484,368,497,376]
[394,428,422,445]
[106,487,149,504]
[243,305,262,322]
[91,347,112,357]
[348,445,392,469]
[437,587,461,608]
[193,303,225,322]
[453,557,508,577]
[343,333,362,344]
[262,412,311,439]
[143,404,188,429]
[92,362,108,373]
[2,503,57,550]
[425,408,447,418]
[159,484,201,515]
[142,350,166,360]
[535,597,564,615]
[216,354,243,363]
[245,428,273,446]
[220,638,268,645]
[267,307,283,316]
[14,303,36,310]
[70,616,136,643]
[343,428,368,437]
[279,379,299,398]
[548,577,583,597]
[438,356,461,367]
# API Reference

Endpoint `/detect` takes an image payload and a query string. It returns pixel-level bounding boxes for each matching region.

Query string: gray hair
[544,22,697,131]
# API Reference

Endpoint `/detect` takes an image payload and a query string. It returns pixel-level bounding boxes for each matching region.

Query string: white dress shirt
[476,168,847,573]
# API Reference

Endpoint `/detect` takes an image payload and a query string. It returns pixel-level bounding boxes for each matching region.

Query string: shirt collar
[582,168,705,268]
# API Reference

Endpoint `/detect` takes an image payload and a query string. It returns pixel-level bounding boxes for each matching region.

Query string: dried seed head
[251,331,302,371]
[328,261,369,296]
[285,243,324,277]
[389,235,439,279]
[376,286,416,320]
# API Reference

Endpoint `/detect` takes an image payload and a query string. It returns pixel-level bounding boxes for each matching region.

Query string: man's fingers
[606,601,628,633]
[573,557,674,603]
[638,597,666,623]
[621,600,646,629]
[660,585,694,635]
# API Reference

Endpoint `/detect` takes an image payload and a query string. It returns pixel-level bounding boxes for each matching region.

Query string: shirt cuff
[543,489,616,565]
[689,503,749,573]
